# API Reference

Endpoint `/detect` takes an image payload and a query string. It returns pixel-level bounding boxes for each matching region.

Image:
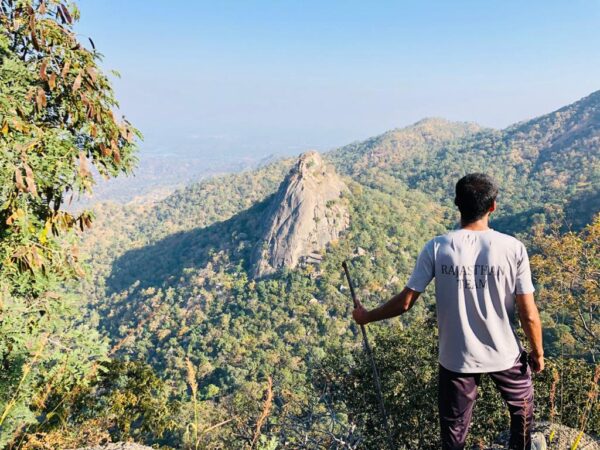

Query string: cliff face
[252,151,349,277]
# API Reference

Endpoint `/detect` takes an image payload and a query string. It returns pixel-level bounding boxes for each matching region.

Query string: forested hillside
[65,92,600,448]
[330,92,600,232]
[81,167,446,390]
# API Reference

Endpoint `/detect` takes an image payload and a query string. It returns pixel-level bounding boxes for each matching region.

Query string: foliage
[322,316,600,449]
[12,360,176,449]
[0,0,139,445]
[321,316,442,449]
[531,214,600,361]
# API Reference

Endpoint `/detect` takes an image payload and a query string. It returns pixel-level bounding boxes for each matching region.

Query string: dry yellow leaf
[72,73,82,93]
[61,60,71,78]
[48,73,56,90]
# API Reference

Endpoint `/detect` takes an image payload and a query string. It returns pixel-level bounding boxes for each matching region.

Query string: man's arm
[516,293,544,373]
[352,287,421,325]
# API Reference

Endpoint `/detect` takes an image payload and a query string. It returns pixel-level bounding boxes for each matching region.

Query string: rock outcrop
[252,151,349,277]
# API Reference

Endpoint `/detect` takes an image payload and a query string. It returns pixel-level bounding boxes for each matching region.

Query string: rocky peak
[252,151,349,277]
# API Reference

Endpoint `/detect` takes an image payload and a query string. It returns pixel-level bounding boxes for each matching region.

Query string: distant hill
[329,91,600,231]
[328,117,483,175]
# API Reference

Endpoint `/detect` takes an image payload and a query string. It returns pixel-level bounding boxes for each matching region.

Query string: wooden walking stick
[342,260,394,450]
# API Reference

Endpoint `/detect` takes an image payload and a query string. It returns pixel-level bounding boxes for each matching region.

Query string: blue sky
[76,0,600,158]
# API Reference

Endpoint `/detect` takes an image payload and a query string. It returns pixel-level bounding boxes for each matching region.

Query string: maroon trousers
[438,350,534,450]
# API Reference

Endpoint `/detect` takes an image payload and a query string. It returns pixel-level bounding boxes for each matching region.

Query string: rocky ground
[73,421,599,449]
[488,421,600,449]
[72,444,153,450]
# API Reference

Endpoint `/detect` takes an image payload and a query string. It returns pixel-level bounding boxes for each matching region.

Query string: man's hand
[352,287,421,325]
[516,293,544,372]
[352,302,370,325]
[528,351,545,373]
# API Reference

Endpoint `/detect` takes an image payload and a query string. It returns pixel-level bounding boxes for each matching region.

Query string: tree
[531,214,600,362]
[0,0,139,445]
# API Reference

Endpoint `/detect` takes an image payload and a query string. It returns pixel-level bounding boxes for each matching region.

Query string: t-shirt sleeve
[406,239,435,293]
[515,242,535,295]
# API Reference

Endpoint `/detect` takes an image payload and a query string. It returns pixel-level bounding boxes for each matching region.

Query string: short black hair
[454,173,498,223]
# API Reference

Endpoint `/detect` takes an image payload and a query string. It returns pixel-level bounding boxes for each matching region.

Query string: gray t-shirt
[406,228,535,373]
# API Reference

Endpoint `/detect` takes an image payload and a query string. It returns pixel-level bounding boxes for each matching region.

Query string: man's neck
[460,217,491,231]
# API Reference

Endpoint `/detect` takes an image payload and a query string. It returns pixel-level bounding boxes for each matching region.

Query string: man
[352,173,544,450]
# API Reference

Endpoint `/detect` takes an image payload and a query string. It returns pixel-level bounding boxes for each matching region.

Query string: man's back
[407,228,535,373]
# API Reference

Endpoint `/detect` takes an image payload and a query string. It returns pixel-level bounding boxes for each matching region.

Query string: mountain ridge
[326,90,600,231]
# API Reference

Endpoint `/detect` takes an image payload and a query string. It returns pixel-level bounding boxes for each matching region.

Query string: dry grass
[571,365,600,450]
